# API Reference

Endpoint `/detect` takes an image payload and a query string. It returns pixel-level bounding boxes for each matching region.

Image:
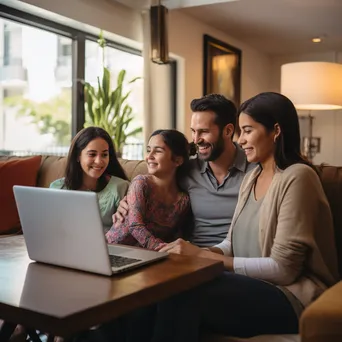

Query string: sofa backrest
[37,155,148,188]
[317,165,342,278]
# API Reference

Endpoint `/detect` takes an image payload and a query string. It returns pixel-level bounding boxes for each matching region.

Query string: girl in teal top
[49,126,129,234]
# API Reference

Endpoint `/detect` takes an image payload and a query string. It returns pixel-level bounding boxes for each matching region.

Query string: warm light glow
[281,62,342,110]
[312,37,322,43]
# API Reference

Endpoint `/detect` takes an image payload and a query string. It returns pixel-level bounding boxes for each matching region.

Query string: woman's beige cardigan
[219,163,339,307]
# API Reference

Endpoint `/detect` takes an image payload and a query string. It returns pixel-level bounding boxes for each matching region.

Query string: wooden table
[0,236,223,339]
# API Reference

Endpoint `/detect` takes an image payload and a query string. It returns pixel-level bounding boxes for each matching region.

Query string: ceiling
[177,0,342,55]
[115,0,342,56]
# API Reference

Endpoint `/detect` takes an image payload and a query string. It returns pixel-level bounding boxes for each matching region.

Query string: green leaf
[102,67,111,110]
[97,29,106,49]
[128,76,142,84]
[117,69,126,86]
[85,90,95,124]
[126,127,143,137]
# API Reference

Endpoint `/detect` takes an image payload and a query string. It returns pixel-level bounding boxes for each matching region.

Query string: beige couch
[1,155,342,342]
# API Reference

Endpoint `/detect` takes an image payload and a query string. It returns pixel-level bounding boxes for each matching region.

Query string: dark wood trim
[0,4,76,38]
[85,35,142,57]
[170,60,177,129]
[72,34,85,137]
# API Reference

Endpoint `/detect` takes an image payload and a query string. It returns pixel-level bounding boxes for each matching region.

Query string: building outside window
[0,18,72,156]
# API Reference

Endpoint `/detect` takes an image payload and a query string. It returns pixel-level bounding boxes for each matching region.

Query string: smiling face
[145,134,181,177]
[190,111,227,162]
[238,112,278,164]
[79,137,109,182]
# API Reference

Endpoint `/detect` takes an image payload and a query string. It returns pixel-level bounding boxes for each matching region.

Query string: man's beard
[197,134,225,162]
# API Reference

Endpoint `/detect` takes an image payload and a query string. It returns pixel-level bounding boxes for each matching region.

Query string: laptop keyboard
[109,254,142,268]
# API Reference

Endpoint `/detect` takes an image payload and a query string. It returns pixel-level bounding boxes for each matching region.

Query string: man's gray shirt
[181,144,255,247]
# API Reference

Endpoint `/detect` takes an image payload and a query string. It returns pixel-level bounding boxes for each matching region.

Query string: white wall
[271,51,342,166]
[168,9,272,137]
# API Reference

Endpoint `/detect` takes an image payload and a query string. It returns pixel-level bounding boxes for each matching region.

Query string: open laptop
[13,185,168,276]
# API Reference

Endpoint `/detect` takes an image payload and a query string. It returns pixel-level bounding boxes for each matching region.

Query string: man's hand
[112,196,129,224]
[158,238,202,256]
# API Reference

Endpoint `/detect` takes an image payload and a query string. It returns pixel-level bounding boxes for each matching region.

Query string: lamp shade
[281,62,342,110]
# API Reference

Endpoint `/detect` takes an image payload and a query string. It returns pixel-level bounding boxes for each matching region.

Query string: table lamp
[281,61,342,160]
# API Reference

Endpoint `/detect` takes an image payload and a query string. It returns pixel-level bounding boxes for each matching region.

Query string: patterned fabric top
[50,176,129,233]
[106,175,191,250]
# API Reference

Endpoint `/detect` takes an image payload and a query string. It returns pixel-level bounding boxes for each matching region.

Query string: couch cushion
[37,156,67,188]
[317,165,342,278]
[0,156,41,234]
[36,157,147,188]
[118,158,148,181]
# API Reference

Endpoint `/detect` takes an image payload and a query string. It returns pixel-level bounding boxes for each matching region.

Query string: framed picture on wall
[203,34,242,108]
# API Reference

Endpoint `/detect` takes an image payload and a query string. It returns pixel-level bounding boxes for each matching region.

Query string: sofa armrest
[300,281,342,342]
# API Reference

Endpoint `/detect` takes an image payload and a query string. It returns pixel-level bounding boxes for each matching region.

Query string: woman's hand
[158,238,202,256]
[158,239,235,271]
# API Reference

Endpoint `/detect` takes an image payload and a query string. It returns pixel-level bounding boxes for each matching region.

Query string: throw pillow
[0,156,42,234]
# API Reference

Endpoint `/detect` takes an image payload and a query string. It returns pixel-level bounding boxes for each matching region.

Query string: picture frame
[203,34,242,108]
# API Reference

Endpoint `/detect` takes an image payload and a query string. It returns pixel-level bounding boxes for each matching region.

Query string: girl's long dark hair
[64,127,127,190]
[149,129,190,189]
[238,92,313,170]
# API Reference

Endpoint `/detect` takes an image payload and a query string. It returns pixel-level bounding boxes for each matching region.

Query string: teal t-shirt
[50,176,130,233]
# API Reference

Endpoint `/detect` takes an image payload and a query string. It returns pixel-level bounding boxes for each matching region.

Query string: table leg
[0,322,17,342]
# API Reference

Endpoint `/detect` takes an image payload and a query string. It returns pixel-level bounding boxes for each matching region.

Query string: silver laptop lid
[13,186,113,276]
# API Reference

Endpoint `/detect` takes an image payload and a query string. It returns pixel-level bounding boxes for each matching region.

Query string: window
[0,4,169,160]
[0,17,72,155]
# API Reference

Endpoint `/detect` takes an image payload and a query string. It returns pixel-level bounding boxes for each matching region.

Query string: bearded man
[182,94,255,246]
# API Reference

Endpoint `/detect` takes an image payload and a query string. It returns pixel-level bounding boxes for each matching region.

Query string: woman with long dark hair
[50,126,129,234]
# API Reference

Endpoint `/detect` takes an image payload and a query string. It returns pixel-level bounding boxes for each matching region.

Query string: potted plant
[83,31,142,156]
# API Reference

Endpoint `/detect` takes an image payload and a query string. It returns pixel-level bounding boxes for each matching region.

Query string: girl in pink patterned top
[106,129,191,250]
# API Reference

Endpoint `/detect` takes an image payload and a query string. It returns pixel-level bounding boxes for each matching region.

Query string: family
[51,92,338,341]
